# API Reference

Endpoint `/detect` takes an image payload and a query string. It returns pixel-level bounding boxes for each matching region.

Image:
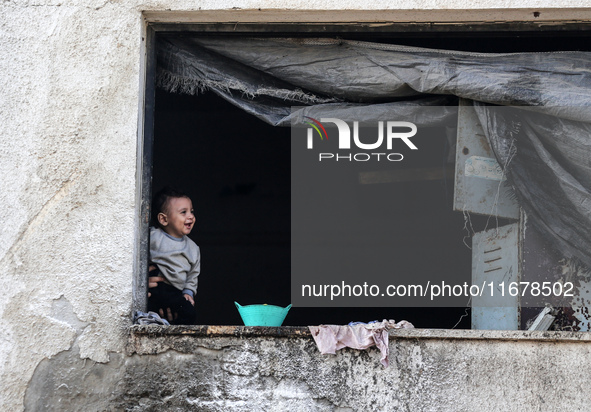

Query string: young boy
[148,187,200,325]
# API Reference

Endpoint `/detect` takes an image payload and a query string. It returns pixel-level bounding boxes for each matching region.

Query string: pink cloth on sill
[308,319,414,368]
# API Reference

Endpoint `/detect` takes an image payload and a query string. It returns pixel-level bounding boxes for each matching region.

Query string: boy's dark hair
[151,186,190,227]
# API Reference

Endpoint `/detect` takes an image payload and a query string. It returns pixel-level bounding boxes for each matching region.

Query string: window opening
[153,89,477,327]
[145,27,591,329]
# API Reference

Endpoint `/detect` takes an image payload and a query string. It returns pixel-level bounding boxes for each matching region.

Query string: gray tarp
[157,36,591,268]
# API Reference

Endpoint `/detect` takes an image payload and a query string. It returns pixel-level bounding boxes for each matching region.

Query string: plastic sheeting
[474,104,591,268]
[156,36,591,268]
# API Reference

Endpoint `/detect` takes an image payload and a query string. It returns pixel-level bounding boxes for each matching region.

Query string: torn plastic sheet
[161,37,591,112]
[474,104,591,268]
[157,38,459,126]
[156,36,591,268]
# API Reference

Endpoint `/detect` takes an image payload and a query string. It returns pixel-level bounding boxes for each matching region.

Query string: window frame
[135,15,591,328]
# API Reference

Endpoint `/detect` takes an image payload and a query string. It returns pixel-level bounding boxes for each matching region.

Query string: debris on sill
[528,306,556,331]
[309,319,414,368]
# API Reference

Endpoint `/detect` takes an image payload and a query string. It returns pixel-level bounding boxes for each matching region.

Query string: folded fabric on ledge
[133,310,171,326]
[309,319,414,367]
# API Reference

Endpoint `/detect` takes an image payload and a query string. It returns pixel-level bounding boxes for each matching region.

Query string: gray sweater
[150,227,200,297]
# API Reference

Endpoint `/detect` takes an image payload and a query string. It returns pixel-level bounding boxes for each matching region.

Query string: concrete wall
[1,1,591,411]
[24,327,591,411]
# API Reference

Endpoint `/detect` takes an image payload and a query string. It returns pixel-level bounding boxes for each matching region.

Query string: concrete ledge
[130,324,591,342]
[130,324,311,337]
[124,324,591,410]
[391,328,591,342]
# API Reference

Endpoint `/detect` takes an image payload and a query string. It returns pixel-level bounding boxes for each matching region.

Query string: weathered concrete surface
[23,328,591,411]
[0,3,139,410]
[2,1,591,411]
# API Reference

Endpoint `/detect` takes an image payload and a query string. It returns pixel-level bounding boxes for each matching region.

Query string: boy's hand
[147,265,164,298]
[147,276,166,297]
[183,293,195,306]
[159,308,177,322]
[148,276,166,288]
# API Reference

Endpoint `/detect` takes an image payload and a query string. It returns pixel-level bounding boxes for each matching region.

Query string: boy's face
[158,196,195,238]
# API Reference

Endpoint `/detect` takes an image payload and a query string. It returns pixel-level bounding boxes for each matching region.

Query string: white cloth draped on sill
[309,320,414,367]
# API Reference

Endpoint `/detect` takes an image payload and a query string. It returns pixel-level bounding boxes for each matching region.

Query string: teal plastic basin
[234,302,292,327]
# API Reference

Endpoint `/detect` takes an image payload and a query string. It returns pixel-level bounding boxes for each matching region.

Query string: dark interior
[152,30,591,328]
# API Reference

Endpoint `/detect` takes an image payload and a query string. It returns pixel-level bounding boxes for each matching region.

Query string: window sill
[130,324,311,338]
[129,325,591,342]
